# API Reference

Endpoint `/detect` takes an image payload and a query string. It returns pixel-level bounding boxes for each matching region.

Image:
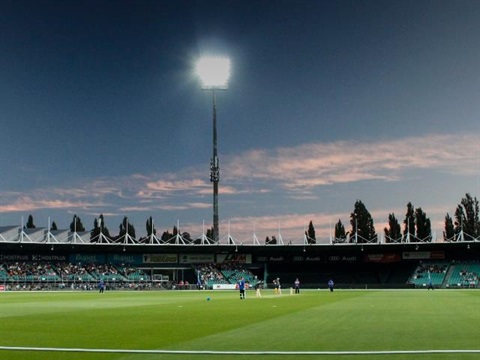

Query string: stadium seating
[0,259,478,290]
[446,261,480,288]
[408,261,449,287]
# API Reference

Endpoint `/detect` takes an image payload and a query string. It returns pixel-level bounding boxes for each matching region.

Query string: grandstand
[0,225,478,291]
[446,261,480,288]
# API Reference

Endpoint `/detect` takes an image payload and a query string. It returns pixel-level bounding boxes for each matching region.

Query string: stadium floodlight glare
[196,56,231,243]
[196,56,231,89]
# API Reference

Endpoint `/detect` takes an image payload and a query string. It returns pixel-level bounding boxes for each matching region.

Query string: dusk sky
[1,0,479,243]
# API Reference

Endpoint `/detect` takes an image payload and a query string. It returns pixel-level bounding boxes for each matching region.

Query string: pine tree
[334,220,346,242]
[25,214,35,229]
[384,213,401,243]
[161,230,172,242]
[443,213,455,241]
[415,207,432,242]
[70,215,85,232]
[90,214,110,241]
[206,227,214,241]
[119,217,136,239]
[145,216,156,236]
[350,200,377,243]
[403,202,415,242]
[306,221,316,244]
[454,193,480,239]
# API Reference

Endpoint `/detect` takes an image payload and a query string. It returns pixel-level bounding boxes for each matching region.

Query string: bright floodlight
[196,56,231,89]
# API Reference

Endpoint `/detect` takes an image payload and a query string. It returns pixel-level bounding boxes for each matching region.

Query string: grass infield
[0,289,479,360]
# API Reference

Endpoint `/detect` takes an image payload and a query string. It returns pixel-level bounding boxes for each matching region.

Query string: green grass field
[0,289,479,360]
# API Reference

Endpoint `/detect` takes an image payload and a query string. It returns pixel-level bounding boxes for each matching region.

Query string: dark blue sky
[1,0,479,242]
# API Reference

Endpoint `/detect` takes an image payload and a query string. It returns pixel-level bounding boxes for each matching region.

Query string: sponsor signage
[216,254,252,264]
[212,284,237,290]
[326,255,358,263]
[212,283,250,290]
[403,251,445,260]
[255,256,286,262]
[0,254,30,262]
[364,253,401,263]
[292,256,323,262]
[32,254,68,262]
[179,254,214,264]
[143,254,178,264]
[107,254,143,265]
[69,254,104,264]
[0,254,68,262]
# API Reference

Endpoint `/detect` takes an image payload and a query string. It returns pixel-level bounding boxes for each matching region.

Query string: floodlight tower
[196,56,231,243]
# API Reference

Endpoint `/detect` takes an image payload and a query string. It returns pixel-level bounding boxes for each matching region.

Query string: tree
[334,220,347,242]
[350,200,377,243]
[206,227,214,241]
[70,214,85,232]
[145,216,156,237]
[306,221,316,244]
[454,193,480,239]
[415,207,432,241]
[384,213,401,243]
[162,225,179,244]
[50,221,58,231]
[182,232,192,242]
[90,214,111,241]
[403,202,415,242]
[443,213,455,241]
[161,230,172,243]
[119,217,136,239]
[266,235,277,245]
[25,214,35,229]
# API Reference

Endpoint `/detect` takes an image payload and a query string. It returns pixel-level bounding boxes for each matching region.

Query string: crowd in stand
[458,269,479,285]
[414,262,448,279]
[196,263,225,286]
[6,262,57,279]
[3,260,478,291]
[193,263,258,289]
[1,262,140,283]
[55,262,91,278]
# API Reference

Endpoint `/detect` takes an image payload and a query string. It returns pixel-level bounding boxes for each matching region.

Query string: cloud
[1,133,477,239]
[0,196,92,212]
[224,133,479,191]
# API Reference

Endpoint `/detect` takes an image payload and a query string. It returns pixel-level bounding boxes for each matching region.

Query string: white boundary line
[0,346,479,355]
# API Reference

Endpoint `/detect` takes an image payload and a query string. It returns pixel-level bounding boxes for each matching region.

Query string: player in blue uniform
[328,279,334,292]
[238,277,245,299]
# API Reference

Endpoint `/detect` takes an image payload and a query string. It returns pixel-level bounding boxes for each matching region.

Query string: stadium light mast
[196,56,231,243]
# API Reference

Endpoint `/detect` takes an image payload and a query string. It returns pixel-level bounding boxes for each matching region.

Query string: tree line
[22,193,479,244]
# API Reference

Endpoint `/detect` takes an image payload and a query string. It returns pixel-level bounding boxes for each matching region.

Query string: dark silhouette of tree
[145,216,156,237]
[266,235,277,245]
[119,216,136,239]
[384,213,401,242]
[161,225,179,244]
[334,219,347,242]
[161,230,172,243]
[70,214,85,232]
[206,227,214,240]
[90,214,111,241]
[350,200,377,243]
[454,193,480,238]
[25,214,35,229]
[306,221,316,244]
[415,207,432,241]
[403,202,415,241]
[443,213,455,241]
